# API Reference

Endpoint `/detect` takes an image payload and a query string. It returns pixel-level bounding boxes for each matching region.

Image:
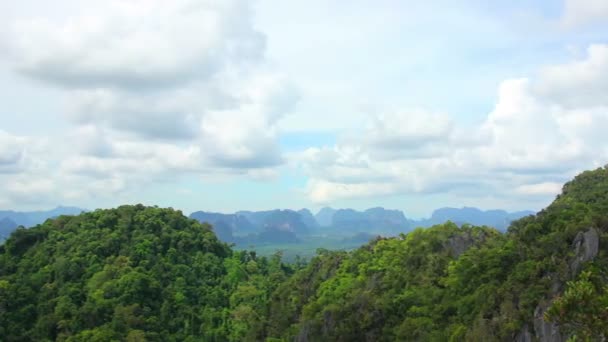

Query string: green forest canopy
[1,167,608,341]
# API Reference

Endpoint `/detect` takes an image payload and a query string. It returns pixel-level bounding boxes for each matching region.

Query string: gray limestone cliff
[522,227,600,342]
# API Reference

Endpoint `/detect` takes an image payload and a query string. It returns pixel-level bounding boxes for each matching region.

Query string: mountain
[0,205,302,340]
[315,207,336,226]
[0,205,237,340]
[330,208,367,230]
[0,217,18,240]
[264,166,608,341]
[0,206,86,228]
[298,208,319,229]
[255,228,300,244]
[419,207,535,230]
[364,207,409,233]
[317,206,532,234]
[190,209,309,245]
[235,210,272,228]
[261,210,309,234]
[1,166,607,340]
[189,211,257,239]
[328,207,409,234]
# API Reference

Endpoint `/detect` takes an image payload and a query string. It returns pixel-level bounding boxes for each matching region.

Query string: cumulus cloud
[562,0,608,27]
[3,177,56,204]
[307,179,399,203]
[364,110,453,159]
[2,1,607,211]
[200,72,298,168]
[301,44,608,203]
[0,130,28,172]
[11,0,264,90]
[5,0,296,180]
[0,130,49,175]
[0,0,300,208]
[535,44,608,108]
[66,89,201,140]
[515,182,563,196]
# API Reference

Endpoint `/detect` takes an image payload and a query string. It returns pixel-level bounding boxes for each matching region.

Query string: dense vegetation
[0,206,298,341]
[1,167,607,341]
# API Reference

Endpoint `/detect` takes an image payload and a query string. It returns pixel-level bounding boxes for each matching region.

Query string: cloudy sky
[1,0,608,217]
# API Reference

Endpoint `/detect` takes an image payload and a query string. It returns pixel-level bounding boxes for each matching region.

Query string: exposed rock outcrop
[515,324,533,342]
[570,227,599,275]
[533,303,564,342]
[529,227,600,341]
[444,230,488,257]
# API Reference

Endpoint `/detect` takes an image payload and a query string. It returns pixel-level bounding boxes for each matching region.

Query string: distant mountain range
[415,207,535,230]
[190,209,310,245]
[189,206,535,245]
[0,205,533,245]
[329,207,409,235]
[0,217,19,240]
[0,206,86,239]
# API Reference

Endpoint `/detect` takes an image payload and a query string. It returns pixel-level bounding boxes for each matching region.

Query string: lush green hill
[266,167,608,341]
[1,167,608,341]
[0,205,296,341]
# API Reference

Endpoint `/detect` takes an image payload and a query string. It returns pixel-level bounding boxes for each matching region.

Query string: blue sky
[1,0,608,218]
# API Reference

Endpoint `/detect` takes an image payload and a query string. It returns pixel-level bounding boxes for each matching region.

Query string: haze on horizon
[1,0,608,217]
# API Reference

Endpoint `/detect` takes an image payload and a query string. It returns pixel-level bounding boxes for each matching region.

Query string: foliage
[0,205,295,341]
[2,167,608,340]
[545,269,608,340]
[262,167,608,341]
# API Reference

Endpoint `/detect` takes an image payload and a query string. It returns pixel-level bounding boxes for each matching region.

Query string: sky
[1,0,608,218]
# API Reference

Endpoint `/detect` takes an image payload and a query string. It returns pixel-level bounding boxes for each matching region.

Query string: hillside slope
[1,167,607,341]
[0,205,295,341]
[265,167,608,341]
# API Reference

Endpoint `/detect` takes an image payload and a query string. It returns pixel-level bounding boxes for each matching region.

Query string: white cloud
[1,1,607,212]
[69,125,115,158]
[364,110,453,159]
[0,130,28,172]
[10,0,264,89]
[66,89,201,140]
[516,182,563,196]
[5,0,298,174]
[0,130,49,174]
[535,44,608,108]
[307,179,399,203]
[4,177,56,203]
[200,72,298,168]
[247,168,280,181]
[562,0,608,27]
[301,44,608,204]
[0,0,299,208]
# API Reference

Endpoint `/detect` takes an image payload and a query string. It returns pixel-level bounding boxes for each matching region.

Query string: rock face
[189,211,258,236]
[570,227,600,274]
[529,227,600,341]
[444,230,487,258]
[329,208,410,235]
[263,210,309,234]
[315,207,336,227]
[533,303,564,342]
[515,324,533,342]
[298,209,320,229]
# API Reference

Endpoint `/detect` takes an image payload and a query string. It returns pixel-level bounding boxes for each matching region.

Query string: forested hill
[1,167,608,341]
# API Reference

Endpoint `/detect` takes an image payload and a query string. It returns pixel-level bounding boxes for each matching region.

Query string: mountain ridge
[189,206,534,243]
[0,206,86,229]
[1,167,607,340]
